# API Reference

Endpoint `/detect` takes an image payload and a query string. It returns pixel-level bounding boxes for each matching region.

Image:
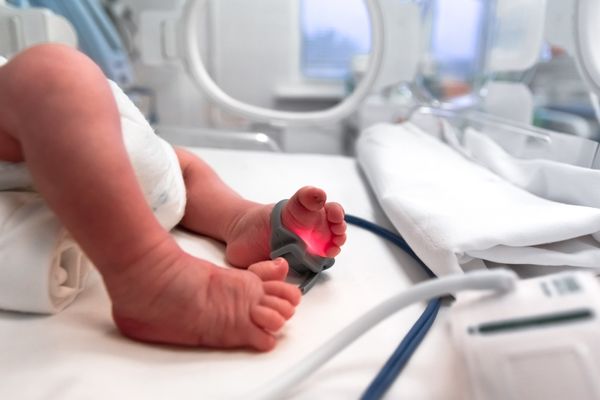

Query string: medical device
[3,0,598,130]
[270,200,335,294]
[451,271,600,400]
[95,0,600,160]
[136,0,600,123]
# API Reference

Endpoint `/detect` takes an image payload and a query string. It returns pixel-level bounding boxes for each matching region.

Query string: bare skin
[0,44,346,351]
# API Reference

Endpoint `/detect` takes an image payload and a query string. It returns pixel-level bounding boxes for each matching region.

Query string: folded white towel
[0,192,91,313]
[356,123,600,277]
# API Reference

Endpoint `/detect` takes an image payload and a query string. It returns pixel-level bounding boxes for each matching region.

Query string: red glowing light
[292,227,328,257]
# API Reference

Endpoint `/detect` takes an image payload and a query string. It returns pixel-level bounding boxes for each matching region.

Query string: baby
[0,44,347,351]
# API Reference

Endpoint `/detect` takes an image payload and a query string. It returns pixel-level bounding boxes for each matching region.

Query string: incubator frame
[182,0,385,126]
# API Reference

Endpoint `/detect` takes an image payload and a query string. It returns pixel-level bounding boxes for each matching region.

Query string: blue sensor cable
[361,298,441,400]
[344,214,442,400]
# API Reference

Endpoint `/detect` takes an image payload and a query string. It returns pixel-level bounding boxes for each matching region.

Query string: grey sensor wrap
[270,199,335,293]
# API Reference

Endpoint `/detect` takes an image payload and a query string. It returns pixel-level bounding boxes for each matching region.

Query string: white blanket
[0,192,91,313]
[356,122,600,276]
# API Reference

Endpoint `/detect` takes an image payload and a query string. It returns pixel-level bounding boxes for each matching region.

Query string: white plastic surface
[0,4,77,57]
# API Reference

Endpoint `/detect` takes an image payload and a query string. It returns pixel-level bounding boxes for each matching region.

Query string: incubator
[1,1,600,400]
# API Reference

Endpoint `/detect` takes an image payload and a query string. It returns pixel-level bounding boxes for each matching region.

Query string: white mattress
[0,148,465,400]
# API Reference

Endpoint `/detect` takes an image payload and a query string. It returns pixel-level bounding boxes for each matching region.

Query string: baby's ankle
[100,236,184,302]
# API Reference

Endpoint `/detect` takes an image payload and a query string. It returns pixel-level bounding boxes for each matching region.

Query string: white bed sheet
[0,148,466,400]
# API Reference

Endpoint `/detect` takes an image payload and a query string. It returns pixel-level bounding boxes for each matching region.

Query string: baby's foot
[225,186,346,268]
[108,249,301,351]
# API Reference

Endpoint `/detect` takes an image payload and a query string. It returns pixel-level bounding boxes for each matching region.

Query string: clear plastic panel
[489,0,546,72]
[415,0,496,109]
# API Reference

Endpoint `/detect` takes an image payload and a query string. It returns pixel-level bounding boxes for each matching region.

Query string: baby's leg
[176,149,347,267]
[0,44,300,351]
[0,45,165,268]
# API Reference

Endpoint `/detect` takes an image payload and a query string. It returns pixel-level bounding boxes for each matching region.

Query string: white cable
[182,0,385,126]
[246,269,518,400]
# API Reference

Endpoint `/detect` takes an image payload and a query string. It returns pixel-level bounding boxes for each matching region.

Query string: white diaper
[108,80,187,230]
[0,55,186,313]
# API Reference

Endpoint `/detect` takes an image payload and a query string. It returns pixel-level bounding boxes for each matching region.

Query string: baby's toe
[325,233,346,257]
[332,233,346,247]
[295,186,326,211]
[331,221,346,235]
[326,202,345,224]
[251,305,286,332]
[325,245,341,258]
[263,281,302,306]
[247,323,277,351]
[248,259,289,281]
[260,295,295,319]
